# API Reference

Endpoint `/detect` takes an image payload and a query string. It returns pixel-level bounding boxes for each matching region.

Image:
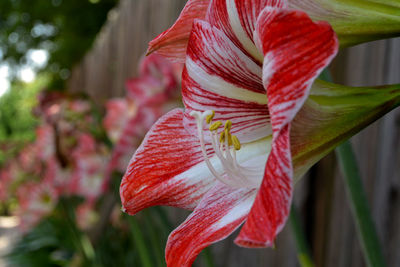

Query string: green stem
[80,234,96,263]
[60,199,96,265]
[128,217,153,267]
[335,141,386,267]
[202,247,215,267]
[289,204,315,267]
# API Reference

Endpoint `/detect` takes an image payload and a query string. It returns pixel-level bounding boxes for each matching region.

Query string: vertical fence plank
[67,0,187,102]
[326,38,400,267]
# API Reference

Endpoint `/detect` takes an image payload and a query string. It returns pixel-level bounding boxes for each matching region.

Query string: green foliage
[5,199,177,267]
[0,76,49,165]
[0,0,118,87]
[336,142,387,267]
[6,202,80,266]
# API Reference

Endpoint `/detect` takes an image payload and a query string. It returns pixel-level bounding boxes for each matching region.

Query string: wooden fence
[67,1,400,266]
[68,0,187,102]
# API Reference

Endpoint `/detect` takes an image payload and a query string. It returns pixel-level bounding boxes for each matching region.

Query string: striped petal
[183,20,271,142]
[166,182,256,267]
[235,125,291,247]
[206,0,287,62]
[236,7,338,247]
[147,0,211,62]
[120,109,217,214]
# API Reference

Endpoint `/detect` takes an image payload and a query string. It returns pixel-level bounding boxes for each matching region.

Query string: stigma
[190,110,260,189]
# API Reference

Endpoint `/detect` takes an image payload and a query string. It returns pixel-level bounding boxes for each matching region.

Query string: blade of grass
[289,204,315,267]
[60,199,96,265]
[335,141,386,267]
[143,210,167,267]
[80,234,96,263]
[128,216,153,267]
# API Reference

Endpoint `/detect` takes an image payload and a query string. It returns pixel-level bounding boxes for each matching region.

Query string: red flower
[121,1,400,266]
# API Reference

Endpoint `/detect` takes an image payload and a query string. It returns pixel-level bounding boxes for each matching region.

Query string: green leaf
[127,216,153,267]
[289,0,400,46]
[292,80,400,179]
[290,204,315,267]
[336,141,387,267]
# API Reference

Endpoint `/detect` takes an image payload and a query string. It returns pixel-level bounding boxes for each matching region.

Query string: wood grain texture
[67,1,400,266]
[327,38,400,267]
[68,0,187,103]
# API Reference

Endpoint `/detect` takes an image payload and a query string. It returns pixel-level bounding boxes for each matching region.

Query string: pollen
[220,131,225,143]
[206,110,215,124]
[209,121,222,131]
[224,120,232,131]
[232,135,241,150]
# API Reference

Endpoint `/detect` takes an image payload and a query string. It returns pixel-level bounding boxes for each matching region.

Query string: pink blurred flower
[35,124,56,161]
[75,201,99,231]
[0,164,14,202]
[71,134,109,201]
[103,99,137,143]
[15,181,58,232]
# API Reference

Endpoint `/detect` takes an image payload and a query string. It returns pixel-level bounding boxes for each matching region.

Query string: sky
[0,49,49,97]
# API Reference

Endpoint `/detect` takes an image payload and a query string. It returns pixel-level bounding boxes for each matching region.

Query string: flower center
[191,110,262,189]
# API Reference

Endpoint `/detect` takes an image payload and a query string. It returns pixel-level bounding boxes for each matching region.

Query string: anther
[225,129,233,146]
[206,110,215,124]
[232,135,241,150]
[209,121,222,131]
[224,120,232,131]
[220,131,225,143]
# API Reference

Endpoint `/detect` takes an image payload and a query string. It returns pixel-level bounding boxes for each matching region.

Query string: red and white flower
[75,201,99,231]
[15,181,58,232]
[103,98,137,143]
[123,0,337,264]
[35,124,56,161]
[121,1,400,266]
[149,0,400,61]
[71,134,109,201]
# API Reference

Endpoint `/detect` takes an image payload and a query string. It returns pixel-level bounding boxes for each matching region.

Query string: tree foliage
[0,75,48,164]
[0,0,118,87]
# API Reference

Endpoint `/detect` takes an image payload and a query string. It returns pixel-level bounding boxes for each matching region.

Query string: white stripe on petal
[226,0,264,62]
[186,57,267,104]
[213,189,256,229]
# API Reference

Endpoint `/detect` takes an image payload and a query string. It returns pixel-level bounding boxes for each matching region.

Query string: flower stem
[289,204,315,267]
[335,141,386,267]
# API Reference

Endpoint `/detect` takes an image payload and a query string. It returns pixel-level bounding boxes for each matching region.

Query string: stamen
[191,110,259,189]
[220,131,225,143]
[209,121,222,131]
[224,120,232,131]
[232,135,241,150]
[190,110,233,186]
[206,110,215,124]
[225,129,232,146]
